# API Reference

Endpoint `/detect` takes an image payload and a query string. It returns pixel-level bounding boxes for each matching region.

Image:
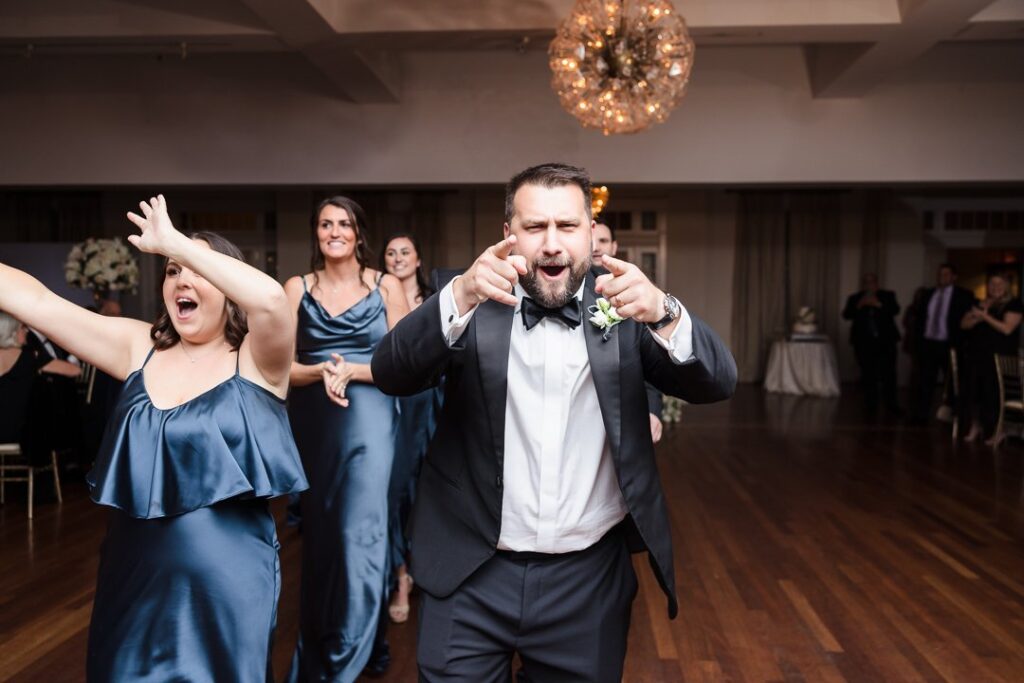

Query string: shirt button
[496,475,503,489]
[448,314,454,323]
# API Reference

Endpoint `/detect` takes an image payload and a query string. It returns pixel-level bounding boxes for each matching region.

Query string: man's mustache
[530,258,571,269]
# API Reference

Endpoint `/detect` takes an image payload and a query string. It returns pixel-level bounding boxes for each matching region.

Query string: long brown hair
[310,196,373,293]
[379,232,434,303]
[150,231,248,351]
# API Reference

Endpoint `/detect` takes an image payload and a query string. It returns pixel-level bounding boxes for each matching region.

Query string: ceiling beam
[236,0,399,102]
[807,0,999,98]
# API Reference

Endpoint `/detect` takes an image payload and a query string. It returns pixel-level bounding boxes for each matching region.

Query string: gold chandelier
[591,185,610,217]
[549,0,695,136]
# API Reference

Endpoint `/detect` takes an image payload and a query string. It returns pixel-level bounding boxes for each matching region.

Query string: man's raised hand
[595,254,665,324]
[452,235,528,315]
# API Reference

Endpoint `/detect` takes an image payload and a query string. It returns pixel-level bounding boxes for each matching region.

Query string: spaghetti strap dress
[85,348,307,682]
[286,277,398,682]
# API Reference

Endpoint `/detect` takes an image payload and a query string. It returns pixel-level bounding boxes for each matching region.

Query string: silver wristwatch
[648,294,681,331]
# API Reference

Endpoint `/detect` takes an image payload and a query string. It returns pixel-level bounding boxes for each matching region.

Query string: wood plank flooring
[1,386,1022,681]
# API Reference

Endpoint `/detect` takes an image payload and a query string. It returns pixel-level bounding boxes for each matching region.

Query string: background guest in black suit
[592,221,665,442]
[909,263,974,424]
[373,163,736,681]
[958,272,1023,446]
[0,313,80,459]
[23,327,85,474]
[842,273,901,415]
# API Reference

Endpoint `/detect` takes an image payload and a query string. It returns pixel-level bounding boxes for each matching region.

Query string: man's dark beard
[520,255,591,309]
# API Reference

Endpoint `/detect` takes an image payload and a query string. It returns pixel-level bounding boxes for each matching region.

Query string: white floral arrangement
[65,238,139,292]
[661,395,684,424]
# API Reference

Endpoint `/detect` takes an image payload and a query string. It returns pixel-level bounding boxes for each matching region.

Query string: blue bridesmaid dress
[287,277,397,682]
[387,386,442,579]
[85,349,308,683]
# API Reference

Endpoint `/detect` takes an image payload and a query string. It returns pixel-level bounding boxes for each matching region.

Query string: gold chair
[993,353,1024,447]
[945,348,960,440]
[77,362,97,405]
[0,443,62,519]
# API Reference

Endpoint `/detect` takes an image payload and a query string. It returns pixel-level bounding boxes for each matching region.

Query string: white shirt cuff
[647,304,695,364]
[439,277,478,346]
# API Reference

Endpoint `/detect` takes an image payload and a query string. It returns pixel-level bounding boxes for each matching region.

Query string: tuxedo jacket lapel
[474,299,515,481]
[583,276,622,457]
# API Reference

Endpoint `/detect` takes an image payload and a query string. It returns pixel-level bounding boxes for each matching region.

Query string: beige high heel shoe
[985,430,1006,448]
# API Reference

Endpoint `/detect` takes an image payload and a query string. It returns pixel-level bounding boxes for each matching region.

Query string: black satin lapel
[475,299,515,470]
[583,275,622,457]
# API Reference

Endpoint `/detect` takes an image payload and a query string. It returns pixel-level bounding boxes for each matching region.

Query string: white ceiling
[2,0,1022,100]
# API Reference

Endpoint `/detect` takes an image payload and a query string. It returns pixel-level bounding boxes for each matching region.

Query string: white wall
[1,43,1022,185]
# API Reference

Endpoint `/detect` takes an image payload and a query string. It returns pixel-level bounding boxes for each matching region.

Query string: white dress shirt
[439,278,694,553]
[924,285,953,342]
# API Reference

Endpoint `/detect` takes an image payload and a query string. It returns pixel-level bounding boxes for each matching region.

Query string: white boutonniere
[588,297,624,341]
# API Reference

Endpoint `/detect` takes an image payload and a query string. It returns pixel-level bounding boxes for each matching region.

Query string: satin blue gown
[287,279,397,682]
[85,349,308,683]
[387,387,442,578]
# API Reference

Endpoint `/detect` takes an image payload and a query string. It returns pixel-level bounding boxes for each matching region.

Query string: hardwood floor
[1,386,1022,682]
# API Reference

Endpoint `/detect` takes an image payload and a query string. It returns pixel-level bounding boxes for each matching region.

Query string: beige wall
[1,43,1022,185]
[4,36,1017,382]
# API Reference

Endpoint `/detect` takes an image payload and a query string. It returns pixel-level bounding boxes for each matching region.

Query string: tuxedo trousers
[416,524,637,683]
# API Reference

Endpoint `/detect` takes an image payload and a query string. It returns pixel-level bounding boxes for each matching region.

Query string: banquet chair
[993,353,1024,447]
[945,348,960,440]
[0,442,62,519]
[77,362,97,405]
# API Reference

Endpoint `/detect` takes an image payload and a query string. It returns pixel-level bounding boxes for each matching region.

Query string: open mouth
[538,264,568,279]
[175,296,198,319]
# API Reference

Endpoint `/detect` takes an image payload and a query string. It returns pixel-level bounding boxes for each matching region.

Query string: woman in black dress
[0,312,81,448]
[960,272,1023,446]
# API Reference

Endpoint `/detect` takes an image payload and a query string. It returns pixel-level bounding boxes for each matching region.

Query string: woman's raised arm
[0,264,151,380]
[127,195,295,390]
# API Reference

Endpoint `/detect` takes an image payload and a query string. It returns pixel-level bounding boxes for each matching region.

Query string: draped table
[764,338,841,397]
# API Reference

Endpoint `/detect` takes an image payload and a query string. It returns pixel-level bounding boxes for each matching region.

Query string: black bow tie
[520,296,582,331]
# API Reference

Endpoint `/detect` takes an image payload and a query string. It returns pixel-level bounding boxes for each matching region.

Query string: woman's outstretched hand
[126,195,186,257]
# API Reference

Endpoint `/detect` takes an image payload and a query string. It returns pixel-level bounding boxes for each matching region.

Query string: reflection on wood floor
[1,386,1023,682]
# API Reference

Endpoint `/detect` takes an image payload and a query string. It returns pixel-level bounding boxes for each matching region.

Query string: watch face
[665,295,681,319]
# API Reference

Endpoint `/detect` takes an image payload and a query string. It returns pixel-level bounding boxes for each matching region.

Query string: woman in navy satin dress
[285,197,408,682]
[0,195,306,682]
[380,233,442,625]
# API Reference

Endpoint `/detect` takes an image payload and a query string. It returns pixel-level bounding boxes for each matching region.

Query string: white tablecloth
[764,340,841,397]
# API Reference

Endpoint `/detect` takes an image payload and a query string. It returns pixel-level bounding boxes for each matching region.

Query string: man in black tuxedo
[909,263,975,424]
[592,220,665,442]
[842,273,902,415]
[372,163,736,681]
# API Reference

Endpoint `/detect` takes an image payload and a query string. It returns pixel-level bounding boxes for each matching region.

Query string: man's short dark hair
[938,262,957,275]
[596,222,616,242]
[504,163,592,224]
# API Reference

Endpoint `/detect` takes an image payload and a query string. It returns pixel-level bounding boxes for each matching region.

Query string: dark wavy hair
[379,232,434,304]
[311,196,373,293]
[150,231,248,351]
